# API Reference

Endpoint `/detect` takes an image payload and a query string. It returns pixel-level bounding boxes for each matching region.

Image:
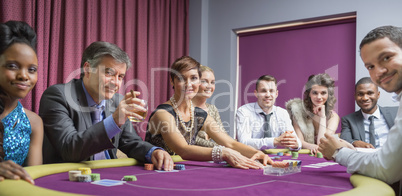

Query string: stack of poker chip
[277,152,283,156]
[174,164,185,170]
[123,175,137,181]
[68,170,82,182]
[271,161,288,168]
[78,167,92,175]
[316,152,323,158]
[144,163,154,170]
[77,174,92,182]
[90,173,101,181]
[291,151,299,159]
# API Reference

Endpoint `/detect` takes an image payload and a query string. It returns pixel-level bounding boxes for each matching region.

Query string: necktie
[91,106,109,160]
[261,112,273,138]
[91,106,103,125]
[368,116,376,147]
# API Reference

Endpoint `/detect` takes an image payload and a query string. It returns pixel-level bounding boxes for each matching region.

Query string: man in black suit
[340,77,397,148]
[40,41,173,170]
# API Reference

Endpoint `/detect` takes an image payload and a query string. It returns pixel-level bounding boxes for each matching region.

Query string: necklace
[170,96,195,134]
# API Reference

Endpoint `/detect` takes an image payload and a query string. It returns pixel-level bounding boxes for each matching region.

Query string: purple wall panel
[239,22,356,132]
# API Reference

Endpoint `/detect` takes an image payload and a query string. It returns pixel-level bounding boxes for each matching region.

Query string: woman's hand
[221,148,264,169]
[250,151,273,166]
[313,105,326,118]
[309,144,320,155]
[0,160,34,184]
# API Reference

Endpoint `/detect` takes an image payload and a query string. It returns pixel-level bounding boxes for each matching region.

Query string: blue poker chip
[277,152,283,156]
[174,164,186,170]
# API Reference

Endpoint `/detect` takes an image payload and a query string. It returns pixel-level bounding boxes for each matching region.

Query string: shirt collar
[81,81,106,108]
[391,92,402,102]
[361,105,380,120]
[254,102,275,115]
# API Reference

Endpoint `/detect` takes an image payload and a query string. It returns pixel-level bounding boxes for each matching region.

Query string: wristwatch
[332,147,344,161]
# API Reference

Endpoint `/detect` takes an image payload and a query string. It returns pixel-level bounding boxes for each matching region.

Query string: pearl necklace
[170,96,195,133]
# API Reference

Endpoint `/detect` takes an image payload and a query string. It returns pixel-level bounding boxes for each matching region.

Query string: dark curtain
[0,0,189,138]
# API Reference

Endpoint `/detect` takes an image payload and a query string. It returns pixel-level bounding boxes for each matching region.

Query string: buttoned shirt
[361,107,390,148]
[236,102,301,150]
[336,92,402,184]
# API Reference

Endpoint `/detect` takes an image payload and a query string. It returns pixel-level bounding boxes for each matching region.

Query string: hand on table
[309,144,320,155]
[0,160,34,184]
[275,132,298,149]
[250,151,273,166]
[352,140,375,149]
[151,149,174,171]
[222,148,264,170]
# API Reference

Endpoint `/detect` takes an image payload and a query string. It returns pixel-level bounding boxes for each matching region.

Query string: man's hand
[113,91,147,126]
[274,132,298,149]
[151,149,174,171]
[0,160,34,184]
[352,140,375,149]
[318,133,349,160]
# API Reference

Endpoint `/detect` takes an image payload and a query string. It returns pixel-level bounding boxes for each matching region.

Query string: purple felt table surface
[35,154,352,196]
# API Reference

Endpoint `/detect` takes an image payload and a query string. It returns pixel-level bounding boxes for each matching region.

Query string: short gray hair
[80,41,132,78]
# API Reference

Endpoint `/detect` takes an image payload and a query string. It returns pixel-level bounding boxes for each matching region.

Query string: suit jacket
[340,106,398,144]
[40,79,154,164]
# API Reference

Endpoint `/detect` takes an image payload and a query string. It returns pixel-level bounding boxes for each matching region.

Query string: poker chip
[78,167,92,175]
[291,152,299,159]
[90,173,101,181]
[272,156,281,160]
[68,170,82,182]
[123,175,137,181]
[174,164,185,170]
[77,174,92,182]
[316,152,323,158]
[277,152,283,156]
[144,163,154,170]
[284,153,291,156]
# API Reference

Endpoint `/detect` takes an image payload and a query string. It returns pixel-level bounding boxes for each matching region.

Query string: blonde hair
[200,65,214,73]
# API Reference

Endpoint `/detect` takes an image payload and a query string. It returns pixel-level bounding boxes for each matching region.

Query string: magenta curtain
[0,0,189,138]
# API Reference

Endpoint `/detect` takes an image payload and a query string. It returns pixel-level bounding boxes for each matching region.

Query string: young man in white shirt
[236,75,301,151]
[319,26,402,186]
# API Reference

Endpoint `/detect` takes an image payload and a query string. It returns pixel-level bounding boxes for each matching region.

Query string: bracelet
[212,145,225,163]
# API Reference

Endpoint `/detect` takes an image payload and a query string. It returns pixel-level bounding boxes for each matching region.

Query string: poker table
[0,149,395,196]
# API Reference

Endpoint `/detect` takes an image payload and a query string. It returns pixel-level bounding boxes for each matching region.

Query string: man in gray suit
[340,77,397,148]
[39,41,173,170]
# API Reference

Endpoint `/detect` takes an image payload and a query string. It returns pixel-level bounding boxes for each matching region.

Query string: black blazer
[340,106,398,144]
[40,79,154,163]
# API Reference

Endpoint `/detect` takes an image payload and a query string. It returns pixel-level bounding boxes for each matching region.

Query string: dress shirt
[81,82,156,162]
[236,102,301,150]
[336,92,402,184]
[361,107,390,148]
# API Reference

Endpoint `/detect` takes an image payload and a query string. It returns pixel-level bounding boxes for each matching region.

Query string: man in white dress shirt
[236,75,301,151]
[319,26,402,188]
